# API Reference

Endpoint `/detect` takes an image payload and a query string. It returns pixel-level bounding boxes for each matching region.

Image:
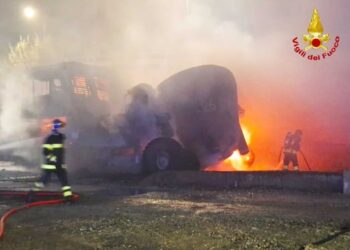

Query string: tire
[179,149,201,171]
[142,137,183,174]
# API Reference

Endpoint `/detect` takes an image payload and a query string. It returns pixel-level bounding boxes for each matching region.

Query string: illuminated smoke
[0,1,349,171]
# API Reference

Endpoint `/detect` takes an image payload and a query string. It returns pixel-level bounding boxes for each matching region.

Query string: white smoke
[0,0,349,170]
[0,67,35,142]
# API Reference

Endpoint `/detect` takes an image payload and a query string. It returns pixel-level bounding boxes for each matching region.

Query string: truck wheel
[180,149,201,171]
[142,137,183,174]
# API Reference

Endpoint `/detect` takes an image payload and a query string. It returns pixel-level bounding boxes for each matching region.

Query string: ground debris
[0,183,350,249]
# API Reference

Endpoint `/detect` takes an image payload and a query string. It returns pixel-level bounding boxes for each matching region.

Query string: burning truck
[0,62,251,174]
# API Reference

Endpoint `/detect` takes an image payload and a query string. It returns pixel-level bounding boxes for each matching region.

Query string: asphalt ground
[0,164,350,249]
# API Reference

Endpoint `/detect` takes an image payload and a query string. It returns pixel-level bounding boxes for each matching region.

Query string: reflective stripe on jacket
[43,132,66,166]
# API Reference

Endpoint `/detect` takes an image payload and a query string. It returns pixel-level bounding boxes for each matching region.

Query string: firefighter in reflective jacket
[283,129,302,171]
[34,119,73,199]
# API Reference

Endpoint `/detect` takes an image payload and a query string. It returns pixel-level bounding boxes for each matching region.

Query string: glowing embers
[72,76,91,96]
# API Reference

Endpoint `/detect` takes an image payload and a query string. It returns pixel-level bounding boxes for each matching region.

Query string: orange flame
[204,125,254,172]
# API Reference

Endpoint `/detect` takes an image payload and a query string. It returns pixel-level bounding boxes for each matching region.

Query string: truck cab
[30,62,111,136]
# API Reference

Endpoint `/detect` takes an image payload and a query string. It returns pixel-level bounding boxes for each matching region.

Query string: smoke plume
[0,0,349,171]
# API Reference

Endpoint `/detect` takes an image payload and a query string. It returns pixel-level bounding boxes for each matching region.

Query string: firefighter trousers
[35,165,72,198]
[40,166,68,186]
[283,152,299,170]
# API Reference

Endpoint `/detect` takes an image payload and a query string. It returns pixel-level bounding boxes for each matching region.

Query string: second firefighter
[282,129,303,171]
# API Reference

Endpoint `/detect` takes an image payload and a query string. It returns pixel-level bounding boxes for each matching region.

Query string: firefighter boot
[62,186,74,203]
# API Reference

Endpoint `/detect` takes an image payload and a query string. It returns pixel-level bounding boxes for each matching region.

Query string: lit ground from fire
[1,169,350,249]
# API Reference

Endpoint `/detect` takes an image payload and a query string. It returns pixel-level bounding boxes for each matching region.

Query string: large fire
[204,126,255,171]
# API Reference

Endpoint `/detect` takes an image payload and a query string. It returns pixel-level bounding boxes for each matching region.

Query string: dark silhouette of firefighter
[34,119,73,199]
[125,84,158,164]
[282,129,303,171]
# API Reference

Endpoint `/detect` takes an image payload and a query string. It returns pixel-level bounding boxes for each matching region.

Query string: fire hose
[0,190,80,240]
[278,148,312,171]
[299,150,312,171]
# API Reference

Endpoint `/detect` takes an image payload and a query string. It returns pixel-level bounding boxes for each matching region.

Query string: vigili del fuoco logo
[292,9,340,61]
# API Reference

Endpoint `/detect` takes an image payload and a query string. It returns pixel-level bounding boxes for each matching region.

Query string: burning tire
[142,137,183,174]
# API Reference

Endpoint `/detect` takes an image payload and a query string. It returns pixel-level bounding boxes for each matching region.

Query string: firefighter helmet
[52,119,65,130]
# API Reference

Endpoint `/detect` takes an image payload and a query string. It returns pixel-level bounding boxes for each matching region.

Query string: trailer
[0,63,250,174]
